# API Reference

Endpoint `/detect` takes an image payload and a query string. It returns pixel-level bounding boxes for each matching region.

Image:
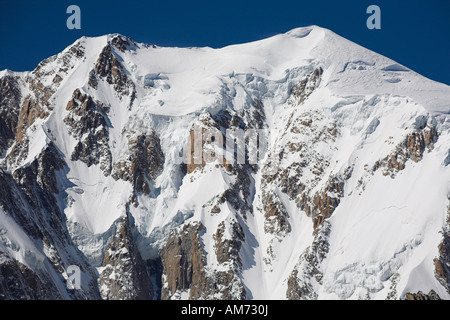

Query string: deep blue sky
[1,0,449,85]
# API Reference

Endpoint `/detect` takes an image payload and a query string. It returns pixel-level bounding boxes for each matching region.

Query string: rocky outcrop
[434,203,450,294]
[262,117,342,235]
[259,68,339,274]
[214,221,244,266]
[288,67,323,105]
[3,137,29,170]
[2,40,87,153]
[212,220,247,300]
[301,176,345,230]
[0,251,61,300]
[186,97,266,175]
[262,80,342,234]
[58,41,85,67]
[373,122,438,177]
[0,143,100,299]
[33,40,84,88]
[0,75,21,153]
[110,35,138,53]
[16,96,48,142]
[112,131,164,204]
[65,88,112,176]
[164,103,257,300]
[185,107,257,219]
[286,221,331,299]
[160,222,209,300]
[88,41,136,103]
[185,113,222,175]
[404,290,441,300]
[28,42,85,115]
[2,91,50,169]
[161,220,246,300]
[10,142,66,237]
[262,191,290,235]
[98,214,153,300]
[216,165,254,219]
[128,132,164,194]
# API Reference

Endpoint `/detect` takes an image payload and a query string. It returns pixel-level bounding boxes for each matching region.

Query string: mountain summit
[0,26,449,300]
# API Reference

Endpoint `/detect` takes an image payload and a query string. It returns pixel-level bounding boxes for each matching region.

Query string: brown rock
[160,222,209,299]
[0,75,21,152]
[16,96,47,142]
[64,89,112,176]
[211,205,221,214]
[404,290,441,300]
[98,214,153,300]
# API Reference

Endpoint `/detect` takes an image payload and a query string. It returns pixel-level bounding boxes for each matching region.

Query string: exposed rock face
[0,76,21,153]
[160,220,247,300]
[28,41,86,116]
[261,67,341,237]
[263,191,290,235]
[65,88,112,176]
[3,136,29,170]
[214,221,244,266]
[0,252,61,300]
[163,102,258,300]
[373,122,438,177]
[185,107,257,219]
[288,67,323,105]
[98,214,153,300]
[1,142,68,249]
[110,35,138,52]
[16,96,48,142]
[404,290,441,300]
[160,222,209,300]
[306,176,345,230]
[0,143,100,299]
[216,164,254,219]
[33,40,85,87]
[186,96,266,175]
[261,68,341,252]
[12,142,65,219]
[434,203,450,294]
[212,220,247,300]
[88,39,136,103]
[0,36,151,301]
[112,131,164,203]
[271,169,345,232]
[159,68,333,300]
[1,40,87,162]
[286,221,331,300]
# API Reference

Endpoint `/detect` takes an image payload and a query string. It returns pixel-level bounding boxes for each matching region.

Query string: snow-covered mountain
[0,25,449,300]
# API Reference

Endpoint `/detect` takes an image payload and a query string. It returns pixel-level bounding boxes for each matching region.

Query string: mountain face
[0,26,450,300]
